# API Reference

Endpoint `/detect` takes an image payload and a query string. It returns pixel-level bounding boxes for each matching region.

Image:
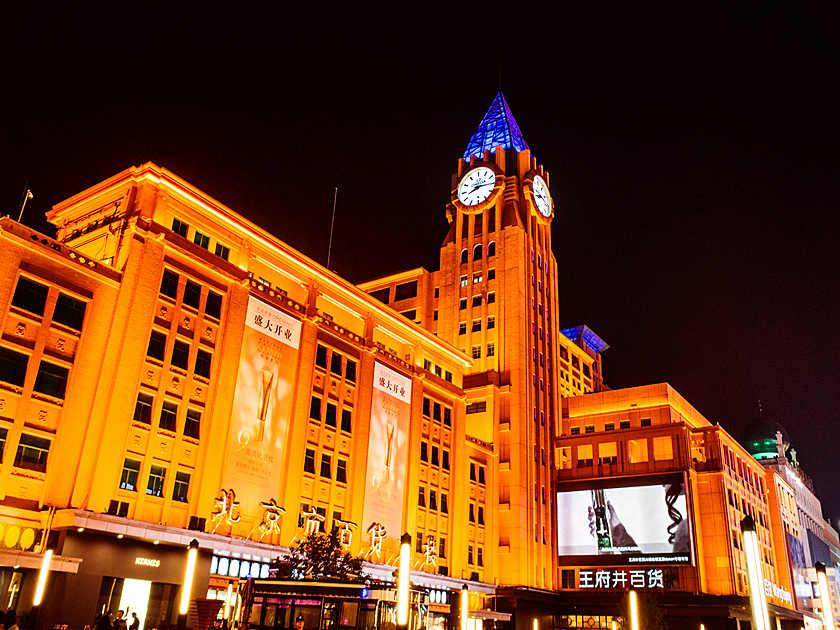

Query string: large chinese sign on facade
[361,361,411,562]
[222,296,302,521]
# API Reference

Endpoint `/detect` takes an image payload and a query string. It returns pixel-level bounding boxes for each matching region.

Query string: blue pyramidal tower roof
[463,92,529,161]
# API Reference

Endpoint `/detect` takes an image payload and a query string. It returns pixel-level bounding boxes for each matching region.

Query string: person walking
[113,611,127,630]
[129,613,140,630]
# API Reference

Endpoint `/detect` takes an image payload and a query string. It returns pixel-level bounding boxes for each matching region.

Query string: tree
[271,530,364,581]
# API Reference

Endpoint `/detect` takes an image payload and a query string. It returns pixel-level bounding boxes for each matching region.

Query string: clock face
[457,167,497,206]
[532,175,552,217]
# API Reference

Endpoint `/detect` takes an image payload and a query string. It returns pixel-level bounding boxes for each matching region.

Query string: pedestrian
[129,612,140,630]
[113,610,127,630]
[295,614,305,630]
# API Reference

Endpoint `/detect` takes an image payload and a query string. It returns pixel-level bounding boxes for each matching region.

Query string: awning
[0,549,82,573]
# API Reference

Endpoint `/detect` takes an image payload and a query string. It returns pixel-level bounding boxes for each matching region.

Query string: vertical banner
[223,296,302,520]
[362,361,412,562]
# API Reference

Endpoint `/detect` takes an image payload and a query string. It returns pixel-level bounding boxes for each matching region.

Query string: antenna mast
[326,186,339,269]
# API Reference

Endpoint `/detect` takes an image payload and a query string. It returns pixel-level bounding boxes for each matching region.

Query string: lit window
[172,471,190,502]
[473,272,483,284]
[120,458,140,491]
[628,439,648,463]
[653,436,673,461]
[460,275,468,287]
[146,465,166,497]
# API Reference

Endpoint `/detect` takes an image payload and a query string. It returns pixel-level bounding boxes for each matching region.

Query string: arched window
[460,249,468,265]
[488,241,496,257]
[473,244,482,261]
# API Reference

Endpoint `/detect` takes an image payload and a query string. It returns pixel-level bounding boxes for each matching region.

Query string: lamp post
[460,585,468,630]
[628,589,640,630]
[177,539,200,630]
[397,533,411,630]
[741,515,771,630]
[815,562,835,630]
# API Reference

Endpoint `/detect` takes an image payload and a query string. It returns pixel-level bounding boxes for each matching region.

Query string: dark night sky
[2,7,839,517]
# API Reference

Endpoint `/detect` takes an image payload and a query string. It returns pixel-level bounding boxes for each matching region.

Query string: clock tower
[438,91,560,588]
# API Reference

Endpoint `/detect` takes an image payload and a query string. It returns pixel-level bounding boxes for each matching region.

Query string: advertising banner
[222,296,302,520]
[557,480,691,564]
[361,361,412,562]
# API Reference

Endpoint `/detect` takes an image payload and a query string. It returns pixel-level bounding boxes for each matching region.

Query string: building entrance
[118,578,151,628]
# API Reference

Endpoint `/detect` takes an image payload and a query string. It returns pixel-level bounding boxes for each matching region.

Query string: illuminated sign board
[135,557,161,567]
[578,568,667,589]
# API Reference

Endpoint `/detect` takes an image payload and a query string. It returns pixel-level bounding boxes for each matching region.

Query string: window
[422,397,431,416]
[576,444,593,467]
[472,320,481,332]
[315,345,328,369]
[320,453,332,478]
[146,465,166,497]
[641,418,652,427]
[134,392,154,424]
[420,441,428,462]
[466,401,486,414]
[472,295,482,307]
[205,291,222,319]
[173,471,190,502]
[570,427,580,435]
[0,427,7,461]
[147,331,166,360]
[460,275,468,288]
[469,503,475,522]
[171,341,189,370]
[160,269,179,298]
[653,436,673,461]
[159,401,177,431]
[184,409,201,439]
[14,433,50,472]
[309,396,321,420]
[53,294,86,330]
[416,533,423,552]
[470,462,477,481]
[459,298,467,310]
[488,241,495,257]
[584,425,595,434]
[418,487,425,507]
[459,322,467,335]
[477,548,484,566]
[487,292,496,304]
[443,407,451,426]
[120,458,140,491]
[599,442,618,465]
[474,215,482,234]
[478,506,485,525]
[433,310,438,321]
[439,538,446,559]
[445,370,453,383]
[11,277,48,315]
[562,569,575,589]
[620,420,631,429]
[394,281,418,301]
[195,350,211,378]
[488,268,495,281]
[605,423,615,431]
[628,439,648,463]
[460,249,468,264]
[433,402,441,421]
[325,402,337,428]
[487,343,495,357]
[431,446,439,466]
[430,490,437,511]
[330,353,342,376]
[182,280,201,309]
[369,287,390,303]
[478,466,486,484]
[471,346,481,359]
[172,218,189,237]
[0,347,28,387]
[473,244,482,260]
[336,458,347,484]
[193,231,210,249]
[442,450,450,470]
[214,243,230,260]
[33,361,69,399]
[434,287,439,298]
[304,448,316,473]
[341,408,352,432]
[441,493,448,513]
[345,359,356,382]
[473,272,483,284]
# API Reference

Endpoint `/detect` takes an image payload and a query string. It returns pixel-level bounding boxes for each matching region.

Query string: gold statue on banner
[248,498,285,542]
[210,488,241,533]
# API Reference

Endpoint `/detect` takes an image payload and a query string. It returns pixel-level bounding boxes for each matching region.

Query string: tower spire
[462,92,529,161]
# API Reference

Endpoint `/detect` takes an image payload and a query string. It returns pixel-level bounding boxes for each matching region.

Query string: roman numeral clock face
[457,167,496,206]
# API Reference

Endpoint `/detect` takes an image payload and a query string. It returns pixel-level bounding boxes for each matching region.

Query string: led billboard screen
[557,479,692,564]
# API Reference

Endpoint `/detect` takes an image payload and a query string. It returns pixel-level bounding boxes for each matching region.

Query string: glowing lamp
[533,618,538,630]
[33,548,53,606]
[397,533,411,627]
[224,582,234,620]
[460,585,469,630]
[816,562,835,629]
[179,539,200,615]
[628,590,640,630]
[741,516,771,630]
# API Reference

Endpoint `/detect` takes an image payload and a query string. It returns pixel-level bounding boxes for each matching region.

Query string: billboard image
[557,480,691,563]
[223,296,302,520]
[361,361,412,561]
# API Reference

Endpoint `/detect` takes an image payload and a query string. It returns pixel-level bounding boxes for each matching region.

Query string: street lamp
[628,589,640,630]
[741,516,771,630]
[397,533,411,630]
[460,585,469,630]
[815,562,835,629]
[177,539,200,630]
[33,548,53,606]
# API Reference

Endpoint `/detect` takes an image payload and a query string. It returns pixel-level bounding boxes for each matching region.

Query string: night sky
[3,8,839,517]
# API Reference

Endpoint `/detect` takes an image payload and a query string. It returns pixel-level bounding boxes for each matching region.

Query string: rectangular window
[330,353,343,376]
[439,538,446,559]
[487,316,495,330]
[487,343,495,357]
[214,243,230,260]
[478,506,485,525]
[416,533,423,552]
[341,408,352,432]
[325,402,337,428]
[418,487,425,507]
[430,490,437,511]
[477,548,484,566]
[433,402,441,421]
[171,340,189,369]
[309,396,321,420]
[473,272,483,284]
[434,287,439,298]
[345,359,356,382]
[336,458,347,484]
[442,450,450,471]
[620,420,631,429]
[160,269,179,299]
[205,291,223,319]
[172,471,190,502]
[184,409,201,439]
[53,294,86,330]
[570,426,580,435]
[472,320,481,332]
[471,346,481,359]
[423,359,432,371]
[443,407,451,427]
[120,458,141,491]
[433,310,438,321]
[470,462,476,481]
[488,269,495,281]
[628,439,648,463]
[641,418,652,427]
[605,423,615,431]
[469,503,475,522]
[304,448,316,474]
[472,295,482,307]
[459,298,467,310]
[320,453,332,478]
[369,287,390,303]
[460,275,468,288]
[159,401,177,432]
[487,292,495,304]
[420,441,428,462]
[466,401,486,414]
[401,309,417,320]
[459,322,467,335]
[12,277,48,315]
[441,493,448,513]
[445,370,453,383]
[584,425,595,434]
[0,347,29,387]
[422,397,431,416]
[561,569,574,589]
[147,331,166,360]
[146,465,166,497]
[193,231,210,249]
[315,345,328,369]
[33,361,69,399]
[431,445,439,466]
[172,218,189,237]
[183,280,201,308]
[14,433,50,472]
[394,281,418,301]
[0,427,6,462]
[653,436,674,461]
[194,350,212,378]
